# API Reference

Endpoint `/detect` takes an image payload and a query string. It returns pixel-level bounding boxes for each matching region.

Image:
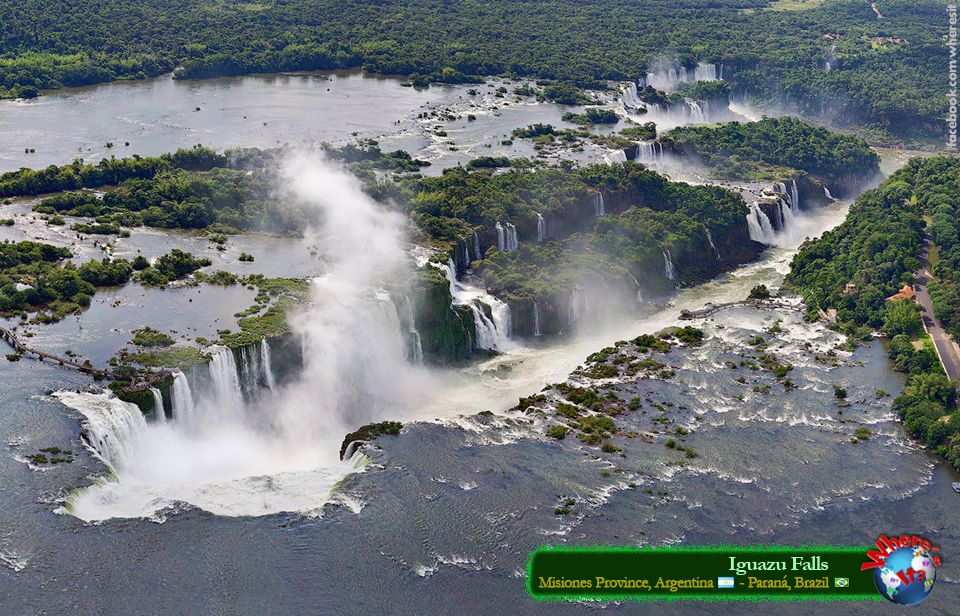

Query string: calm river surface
[0,74,957,615]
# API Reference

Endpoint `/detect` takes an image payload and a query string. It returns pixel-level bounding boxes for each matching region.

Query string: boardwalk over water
[0,325,122,380]
[680,299,804,319]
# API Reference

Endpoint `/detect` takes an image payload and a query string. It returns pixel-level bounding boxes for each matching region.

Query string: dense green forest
[786,155,960,470]
[0,0,949,144]
[663,116,881,183]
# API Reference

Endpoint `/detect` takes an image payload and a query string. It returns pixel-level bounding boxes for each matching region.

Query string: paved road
[915,236,960,382]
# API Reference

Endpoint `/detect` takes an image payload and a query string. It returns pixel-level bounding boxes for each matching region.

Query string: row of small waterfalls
[639,62,724,91]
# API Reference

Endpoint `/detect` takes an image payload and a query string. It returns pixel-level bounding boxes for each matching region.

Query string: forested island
[0,0,950,146]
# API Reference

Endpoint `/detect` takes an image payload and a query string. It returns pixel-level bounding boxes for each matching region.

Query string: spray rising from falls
[58,154,430,520]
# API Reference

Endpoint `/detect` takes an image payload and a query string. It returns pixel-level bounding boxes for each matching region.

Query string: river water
[0,74,958,614]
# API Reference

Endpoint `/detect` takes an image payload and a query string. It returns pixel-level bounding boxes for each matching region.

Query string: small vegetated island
[0,0,949,146]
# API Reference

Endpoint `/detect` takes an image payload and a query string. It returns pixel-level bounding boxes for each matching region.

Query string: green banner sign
[528,546,881,602]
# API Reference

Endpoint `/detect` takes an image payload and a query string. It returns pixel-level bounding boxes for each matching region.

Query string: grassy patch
[766,0,825,10]
[133,347,211,369]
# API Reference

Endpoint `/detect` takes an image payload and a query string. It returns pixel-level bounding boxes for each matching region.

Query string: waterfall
[470,300,512,351]
[463,242,470,268]
[774,180,800,215]
[150,388,165,424]
[663,250,676,281]
[533,301,543,337]
[536,213,546,242]
[568,289,582,324]
[688,101,705,124]
[824,61,831,72]
[824,185,834,201]
[643,62,720,91]
[694,63,716,81]
[620,82,641,109]
[495,222,518,251]
[435,260,514,351]
[706,229,720,260]
[603,150,627,164]
[209,348,245,418]
[170,371,194,422]
[473,232,481,261]
[634,141,662,164]
[594,193,605,217]
[261,338,277,390]
[237,344,262,394]
[402,296,424,364]
[746,202,777,244]
[57,391,146,474]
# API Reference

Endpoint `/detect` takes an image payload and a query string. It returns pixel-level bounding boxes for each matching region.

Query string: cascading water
[642,62,722,91]
[150,388,165,424]
[594,193,605,217]
[694,63,716,81]
[688,101,705,124]
[473,232,481,261]
[663,250,677,281]
[261,339,277,390]
[437,260,514,351]
[603,150,627,164]
[746,202,777,244]
[568,289,582,324]
[402,295,424,365]
[57,391,146,474]
[620,82,641,109]
[634,142,662,164]
[824,61,831,72]
[533,301,542,337]
[171,370,194,422]
[706,229,720,260]
[536,213,545,242]
[209,348,245,419]
[495,222,518,251]
[463,243,470,268]
[824,186,834,201]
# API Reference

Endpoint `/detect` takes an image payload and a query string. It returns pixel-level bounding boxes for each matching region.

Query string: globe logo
[873,545,937,605]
